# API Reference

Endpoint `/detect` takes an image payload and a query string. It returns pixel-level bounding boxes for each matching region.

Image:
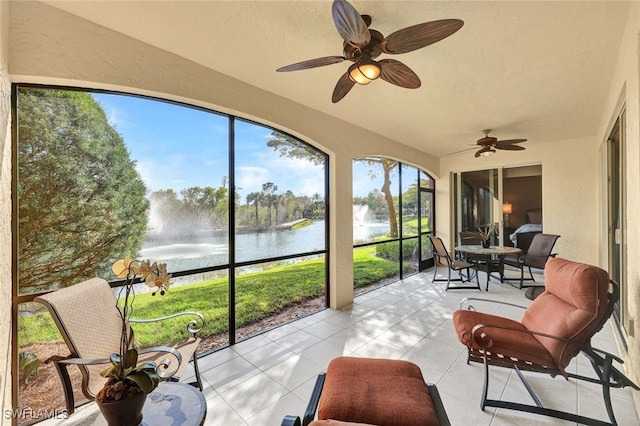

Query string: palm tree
[246,192,262,226]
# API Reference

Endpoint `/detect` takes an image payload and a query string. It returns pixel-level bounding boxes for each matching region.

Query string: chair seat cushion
[317,357,439,426]
[453,310,556,369]
[451,259,473,270]
[309,421,376,426]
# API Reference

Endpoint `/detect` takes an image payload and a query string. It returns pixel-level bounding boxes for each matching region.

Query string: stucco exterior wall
[0,0,12,423]
[596,1,640,412]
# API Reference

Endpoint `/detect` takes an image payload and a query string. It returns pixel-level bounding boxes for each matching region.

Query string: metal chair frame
[35,278,204,415]
[503,233,560,288]
[456,279,639,426]
[429,235,480,291]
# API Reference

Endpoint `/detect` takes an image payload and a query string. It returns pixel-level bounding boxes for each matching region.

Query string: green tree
[360,159,399,238]
[246,192,262,225]
[17,89,149,293]
[261,182,278,226]
[266,131,325,166]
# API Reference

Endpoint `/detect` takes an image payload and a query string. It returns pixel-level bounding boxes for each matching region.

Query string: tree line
[148,181,325,238]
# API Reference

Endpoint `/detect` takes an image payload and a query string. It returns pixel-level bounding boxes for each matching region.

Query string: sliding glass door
[453,166,542,248]
[454,169,500,246]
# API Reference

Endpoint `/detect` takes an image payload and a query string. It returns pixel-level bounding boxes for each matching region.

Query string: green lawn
[19,247,399,348]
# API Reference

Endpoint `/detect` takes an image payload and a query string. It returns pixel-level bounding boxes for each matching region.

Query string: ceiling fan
[276,0,463,103]
[474,129,527,157]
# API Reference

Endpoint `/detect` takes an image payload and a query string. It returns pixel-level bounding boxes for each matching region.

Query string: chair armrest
[130,311,205,336]
[48,346,184,379]
[459,297,528,311]
[46,354,110,367]
[302,373,326,426]
[470,323,580,350]
[281,416,301,426]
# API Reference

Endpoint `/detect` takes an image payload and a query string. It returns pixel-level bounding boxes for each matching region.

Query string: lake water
[140,219,389,272]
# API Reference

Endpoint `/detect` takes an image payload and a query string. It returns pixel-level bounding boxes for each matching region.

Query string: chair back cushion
[522,258,610,369]
[36,278,124,398]
[459,231,482,245]
[515,231,540,252]
[428,236,450,266]
[523,233,560,268]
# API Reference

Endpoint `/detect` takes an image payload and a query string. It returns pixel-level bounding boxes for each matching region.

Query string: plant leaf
[127,367,159,393]
[123,349,138,369]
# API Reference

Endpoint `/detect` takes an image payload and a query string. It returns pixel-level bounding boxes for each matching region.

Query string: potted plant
[477,224,496,248]
[95,257,174,426]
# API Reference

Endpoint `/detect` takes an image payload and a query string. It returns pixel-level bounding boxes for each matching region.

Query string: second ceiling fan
[474,129,527,157]
[276,0,463,103]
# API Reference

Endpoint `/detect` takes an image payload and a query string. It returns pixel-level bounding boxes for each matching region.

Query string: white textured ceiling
[46,1,630,157]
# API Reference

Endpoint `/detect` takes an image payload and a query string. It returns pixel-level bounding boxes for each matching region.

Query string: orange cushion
[522,258,610,368]
[317,357,440,426]
[309,421,375,426]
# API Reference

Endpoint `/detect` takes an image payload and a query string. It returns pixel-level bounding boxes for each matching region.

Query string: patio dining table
[455,245,522,291]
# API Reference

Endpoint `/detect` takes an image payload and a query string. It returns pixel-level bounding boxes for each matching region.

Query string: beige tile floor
[44,267,640,426]
[192,268,639,426]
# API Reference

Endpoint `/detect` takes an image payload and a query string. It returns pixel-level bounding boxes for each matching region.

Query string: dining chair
[503,233,560,288]
[428,235,480,291]
[35,277,204,415]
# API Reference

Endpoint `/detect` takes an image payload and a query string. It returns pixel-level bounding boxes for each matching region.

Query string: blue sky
[93,92,346,200]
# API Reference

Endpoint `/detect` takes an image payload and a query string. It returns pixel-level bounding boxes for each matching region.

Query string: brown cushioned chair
[35,277,204,415]
[281,357,450,426]
[453,258,639,425]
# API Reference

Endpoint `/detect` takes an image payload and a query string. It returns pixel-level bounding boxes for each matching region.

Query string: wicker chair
[453,258,639,425]
[35,277,204,415]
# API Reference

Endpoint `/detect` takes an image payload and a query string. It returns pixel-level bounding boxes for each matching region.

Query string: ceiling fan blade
[496,138,527,145]
[332,72,356,103]
[448,146,477,156]
[382,19,464,54]
[495,144,526,151]
[276,56,346,72]
[474,148,484,158]
[379,59,421,88]
[332,0,371,48]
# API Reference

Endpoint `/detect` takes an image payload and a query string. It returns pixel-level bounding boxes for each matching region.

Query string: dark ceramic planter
[481,239,490,248]
[96,391,146,426]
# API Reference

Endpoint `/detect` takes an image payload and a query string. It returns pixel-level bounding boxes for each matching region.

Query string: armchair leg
[477,346,640,426]
[47,357,75,415]
[191,352,203,391]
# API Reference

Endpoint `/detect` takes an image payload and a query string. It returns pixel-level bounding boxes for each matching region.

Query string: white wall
[437,134,599,265]
[596,1,640,411]
[0,0,12,423]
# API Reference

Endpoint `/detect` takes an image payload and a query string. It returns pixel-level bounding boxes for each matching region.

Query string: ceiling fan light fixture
[348,58,381,85]
[480,146,496,157]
